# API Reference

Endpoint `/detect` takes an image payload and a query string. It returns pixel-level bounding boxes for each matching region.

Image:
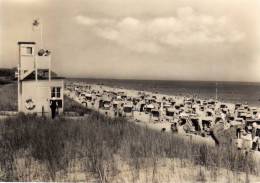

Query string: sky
[0,0,260,82]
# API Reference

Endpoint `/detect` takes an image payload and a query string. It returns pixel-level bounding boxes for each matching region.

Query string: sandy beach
[64,82,244,147]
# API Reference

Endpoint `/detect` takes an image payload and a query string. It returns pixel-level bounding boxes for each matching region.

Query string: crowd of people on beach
[65,81,260,152]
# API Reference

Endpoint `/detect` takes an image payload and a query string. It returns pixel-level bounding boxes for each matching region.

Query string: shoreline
[68,78,260,107]
[77,83,240,111]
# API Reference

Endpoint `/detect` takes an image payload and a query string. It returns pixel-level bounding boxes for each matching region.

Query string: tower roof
[18,41,36,45]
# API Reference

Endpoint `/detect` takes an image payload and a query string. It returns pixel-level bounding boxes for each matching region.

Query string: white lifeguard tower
[17,41,64,116]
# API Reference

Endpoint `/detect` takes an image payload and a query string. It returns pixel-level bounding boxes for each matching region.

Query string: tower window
[21,46,33,55]
[51,87,56,97]
[26,47,32,54]
[51,87,61,98]
[56,87,61,98]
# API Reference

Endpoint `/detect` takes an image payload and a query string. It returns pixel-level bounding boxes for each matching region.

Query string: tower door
[37,86,51,113]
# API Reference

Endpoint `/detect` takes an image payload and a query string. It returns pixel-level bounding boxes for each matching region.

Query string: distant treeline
[0,68,16,77]
[0,68,64,85]
[0,68,16,85]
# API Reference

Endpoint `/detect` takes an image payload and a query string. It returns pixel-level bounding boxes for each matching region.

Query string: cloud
[76,7,245,53]
[75,15,115,27]
[75,15,98,26]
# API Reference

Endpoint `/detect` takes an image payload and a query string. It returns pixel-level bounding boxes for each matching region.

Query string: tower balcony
[36,55,51,70]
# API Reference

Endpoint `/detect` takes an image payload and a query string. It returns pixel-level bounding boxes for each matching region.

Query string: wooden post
[49,55,51,81]
[42,105,44,117]
[17,64,20,112]
[35,55,38,81]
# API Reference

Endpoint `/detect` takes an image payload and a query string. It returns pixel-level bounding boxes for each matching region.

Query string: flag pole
[40,21,43,48]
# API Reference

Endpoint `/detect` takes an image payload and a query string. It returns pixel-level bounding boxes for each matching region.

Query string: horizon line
[67,76,260,84]
[1,67,260,84]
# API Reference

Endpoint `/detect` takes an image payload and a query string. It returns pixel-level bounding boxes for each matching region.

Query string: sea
[69,78,260,107]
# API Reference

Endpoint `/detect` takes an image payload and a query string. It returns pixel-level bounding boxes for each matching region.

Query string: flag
[32,19,40,31]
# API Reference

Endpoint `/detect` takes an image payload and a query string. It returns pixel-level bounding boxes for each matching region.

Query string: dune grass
[64,95,90,115]
[0,111,258,181]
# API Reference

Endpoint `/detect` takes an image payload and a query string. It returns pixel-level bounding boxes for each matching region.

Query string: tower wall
[18,42,36,76]
[21,80,64,115]
[17,41,64,116]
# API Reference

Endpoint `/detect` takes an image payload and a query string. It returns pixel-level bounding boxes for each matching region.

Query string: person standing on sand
[50,97,58,119]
